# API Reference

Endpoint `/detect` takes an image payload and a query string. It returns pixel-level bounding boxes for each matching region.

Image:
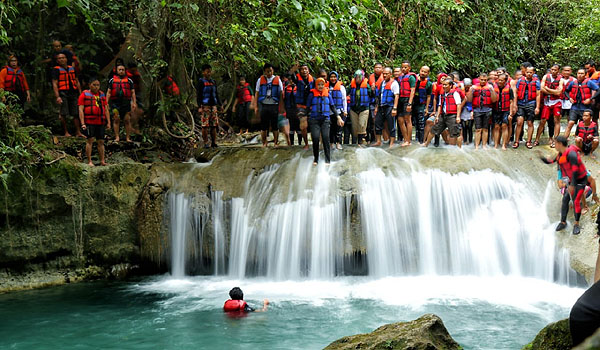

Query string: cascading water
[167,150,578,284]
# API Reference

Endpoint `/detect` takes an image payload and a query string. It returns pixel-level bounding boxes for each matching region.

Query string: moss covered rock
[522,319,572,350]
[323,314,462,350]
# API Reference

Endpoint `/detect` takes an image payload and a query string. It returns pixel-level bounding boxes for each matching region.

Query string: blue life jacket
[329,81,344,111]
[309,88,332,119]
[284,84,296,110]
[349,78,370,108]
[199,78,217,105]
[380,80,396,107]
[258,75,281,103]
[294,74,314,106]
[416,77,430,104]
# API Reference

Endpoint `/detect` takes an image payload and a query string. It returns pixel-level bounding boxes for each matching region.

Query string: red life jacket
[81,90,107,125]
[3,66,26,93]
[471,85,493,108]
[569,79,593,103]
[497,84,512,112]
[55,65,78,91]
[561,76,575,100]
[165,76,180,96]
[558,145,587,182]
[110,75,133,100]
[440,89,459,115]
[544,74,563,101]
[223,299,248,312]
[576,121,598,140]
[516,78,538,102]
[236,82,252,103]
[368,73,383,89]
[398,72,417,98]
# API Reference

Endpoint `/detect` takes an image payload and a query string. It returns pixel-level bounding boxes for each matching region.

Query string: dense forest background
[0,0,599,178]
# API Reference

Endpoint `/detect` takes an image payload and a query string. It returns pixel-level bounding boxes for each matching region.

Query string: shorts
[59,91,78,117]
[562,108,571,119]
[541,102,562,120]
[200,105,218,127]
[427,115,436,123]
[517,105,536,122]
[493,111,509,125]
[569,109,585,122]
[397,97,411,116]
[259,104,278,131]
[432,113,460,138]
[110,100,132,119]
[84,124,105,140]
[582,142,593,154]
[474,111,492,129]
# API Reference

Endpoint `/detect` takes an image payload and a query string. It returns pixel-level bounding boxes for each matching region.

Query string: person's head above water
[229,287,244,300]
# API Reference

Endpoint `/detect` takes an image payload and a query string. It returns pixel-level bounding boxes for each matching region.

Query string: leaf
[350,6,358,16]
[57,0,68,8]
[292,0,302,11]
[263,30,272,41]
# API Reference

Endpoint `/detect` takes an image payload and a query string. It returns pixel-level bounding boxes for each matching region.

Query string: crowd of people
[3,40,600,167]
[227,61,600,165]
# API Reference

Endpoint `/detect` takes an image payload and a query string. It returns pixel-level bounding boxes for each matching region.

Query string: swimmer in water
[223,287,269,313]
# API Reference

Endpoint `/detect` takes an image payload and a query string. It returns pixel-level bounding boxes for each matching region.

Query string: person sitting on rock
[223,287,268,314]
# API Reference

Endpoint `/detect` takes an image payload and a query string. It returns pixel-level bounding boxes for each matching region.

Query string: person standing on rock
[290,63,313,150]
[253,63,284,147]
[540,135,588,235]
[306,77,339,164]
[372,67,399,148]
[53,52,83,137]
[78,77,110,166]
[423,77,463,147]
[0,55,31,108]
[106,64,137,143]
[513,66,540,149]
[327,71,347,150]
[197,64,221,148]
[348,70,371,146]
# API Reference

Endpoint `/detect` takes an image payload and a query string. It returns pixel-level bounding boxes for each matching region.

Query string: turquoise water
[0,275,584,349]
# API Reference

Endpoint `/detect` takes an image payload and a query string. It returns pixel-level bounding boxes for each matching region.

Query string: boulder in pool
[522,318,572,350]
[323,313,461,350]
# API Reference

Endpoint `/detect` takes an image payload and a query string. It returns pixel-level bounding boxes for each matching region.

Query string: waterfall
[167,151,578,284]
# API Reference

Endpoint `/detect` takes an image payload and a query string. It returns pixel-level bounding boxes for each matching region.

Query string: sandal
[512,142,519,149]
[533,141,539,147]
[526,142,533,149]
[550,141,555,148]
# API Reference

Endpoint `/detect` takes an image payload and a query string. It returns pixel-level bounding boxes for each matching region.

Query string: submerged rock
[522,318,572,350]
[323,314,461,350]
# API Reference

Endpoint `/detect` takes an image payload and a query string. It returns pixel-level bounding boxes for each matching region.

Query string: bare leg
[493,125,500,149]
[74,118,85,137]
[261,130,268,147]
[98,140,106,165]
[86,138,94,166]
[302,127,309,150]
[113,112,121,142]
[554,114,561,143]
[273,130,280,146]
[564,120,575,138]
[527,121,534,143]
[482,128,489,149]
[535,119,546,143]
[398,116,408,145]
[404,115,413,145]
[124,113,132,142]
[423,120,434,145]
[210,126,217,146]
[501,124,508,150]
[202,127,209,147]
[474,129,482,150]
[514,117,524,146]
[59,115,72,137]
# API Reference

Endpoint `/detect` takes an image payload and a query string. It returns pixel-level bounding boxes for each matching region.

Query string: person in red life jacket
[564,68,600,138]
[223,287,268,315]
[162,75,180,97]
[372,67,399,148]
[561,66,575,136]
[43,40,74,80]
[536,64,564,148]
[288,63,313,150]
[52,53,83,137]
[306,78,339,164]
[106,64,137,143]
[396,61,417,146]
[232,76,254,135]
[488,70,498,85]
[78,77,110,167]
[574,110,599,158]
[196,64,221,148]
[413,66,432,145]
[348,70,372,146]
[541,135,589,235]
[467,73,498,150]
[64,44,82,76]
[0,55,31,107]
[423,77,464,147]
[513,66,541,149]
[368,63,384,144]
[327,71,347,150]
[585,60,600,82]
[493,73,516,150]
[252,63,284,148]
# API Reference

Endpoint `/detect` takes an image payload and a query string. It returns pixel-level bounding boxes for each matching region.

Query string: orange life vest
[55,65,78,91]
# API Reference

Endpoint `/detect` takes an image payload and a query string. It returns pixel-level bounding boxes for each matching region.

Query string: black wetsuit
[571,280,600,346]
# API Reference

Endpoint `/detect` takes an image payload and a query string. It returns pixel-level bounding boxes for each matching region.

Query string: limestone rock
[522,319,572,350]
[323,314,461,350]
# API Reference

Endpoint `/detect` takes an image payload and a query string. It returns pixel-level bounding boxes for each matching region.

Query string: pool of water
[0,275,584,349]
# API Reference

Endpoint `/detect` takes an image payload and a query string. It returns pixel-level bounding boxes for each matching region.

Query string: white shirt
[562,77,573,109]
[544,74,562,107]
[255,75,284,105]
